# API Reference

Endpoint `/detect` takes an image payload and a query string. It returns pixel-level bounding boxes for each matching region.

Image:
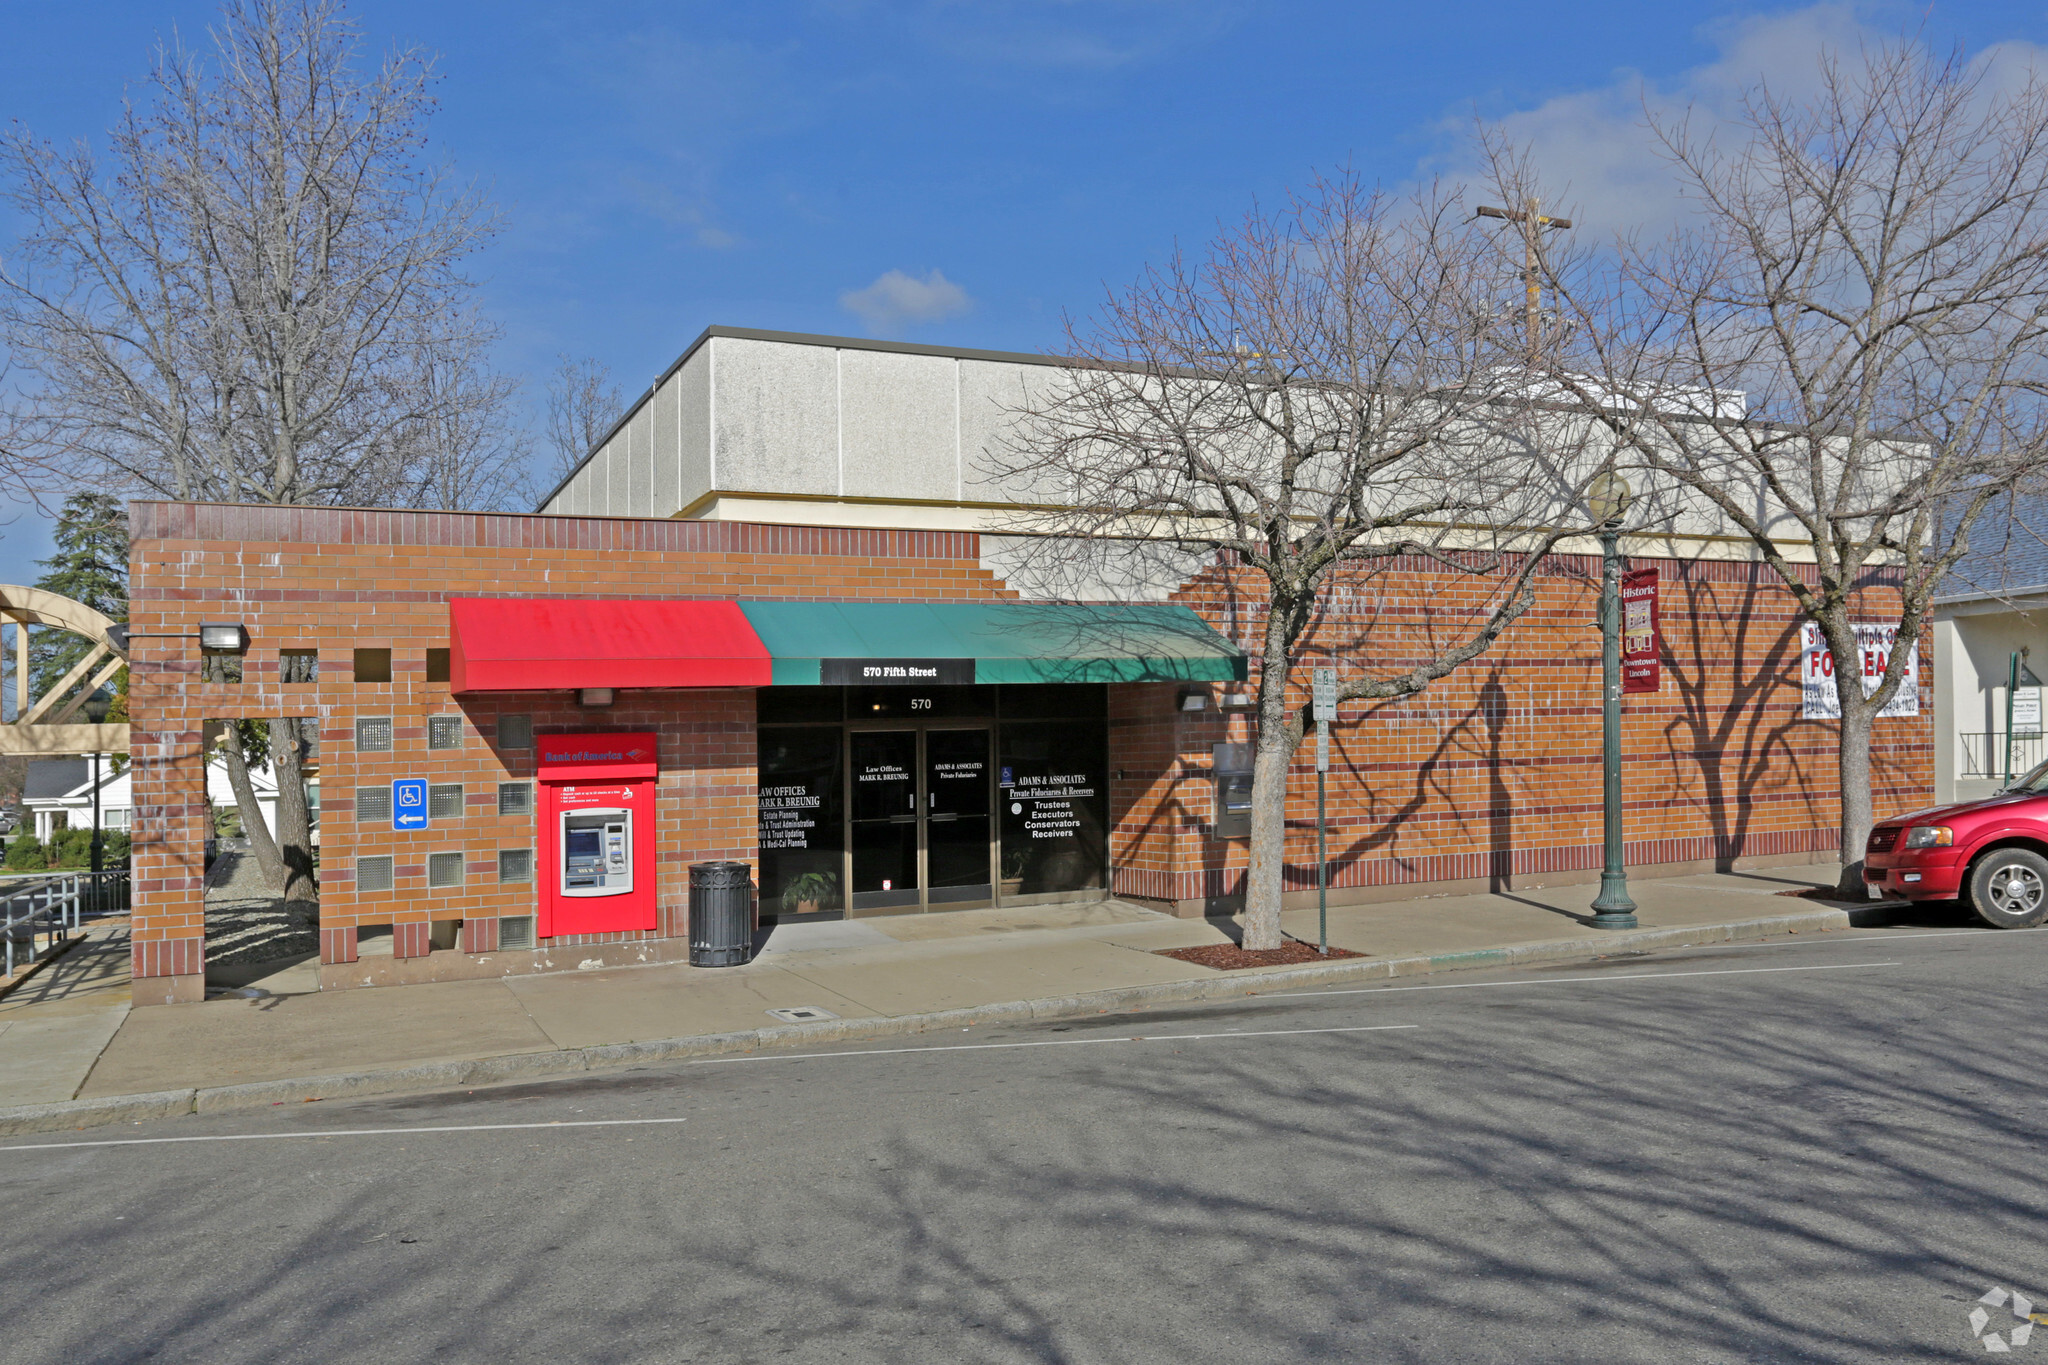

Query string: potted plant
[780,871,838,916]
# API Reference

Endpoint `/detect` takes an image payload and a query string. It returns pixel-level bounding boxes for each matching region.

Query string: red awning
[448,598,771,692]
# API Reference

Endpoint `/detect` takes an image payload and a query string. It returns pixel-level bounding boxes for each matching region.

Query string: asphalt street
[2,908,2044,1364]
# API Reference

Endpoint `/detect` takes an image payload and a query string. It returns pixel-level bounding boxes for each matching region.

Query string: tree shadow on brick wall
[1658,566,1816,871]
[1313,696,1483,893]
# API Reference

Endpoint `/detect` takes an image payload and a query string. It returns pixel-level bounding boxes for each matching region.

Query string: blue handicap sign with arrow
[393,779,428,831]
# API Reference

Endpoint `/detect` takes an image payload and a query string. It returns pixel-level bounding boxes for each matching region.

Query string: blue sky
[1,0,2044,582]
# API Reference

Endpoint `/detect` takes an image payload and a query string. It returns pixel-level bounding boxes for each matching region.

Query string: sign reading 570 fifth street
[1800,622,1919,719]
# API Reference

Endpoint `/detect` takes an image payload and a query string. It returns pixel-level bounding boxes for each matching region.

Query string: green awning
[738,600,1246,687]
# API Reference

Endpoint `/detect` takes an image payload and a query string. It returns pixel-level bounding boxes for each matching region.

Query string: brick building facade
[125,498,1931,1006]
[1121,554,1927,911]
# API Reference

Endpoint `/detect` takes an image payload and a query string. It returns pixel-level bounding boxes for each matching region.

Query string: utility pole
[1475,199,1573,361]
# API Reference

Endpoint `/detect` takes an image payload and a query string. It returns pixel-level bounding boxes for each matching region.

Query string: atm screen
[560,807,632,897]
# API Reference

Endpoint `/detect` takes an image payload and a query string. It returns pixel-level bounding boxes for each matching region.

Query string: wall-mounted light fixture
[198,622,248,652]
[1219,692,1255,712]
[1176,688,1208,712]
[578,687,616,708]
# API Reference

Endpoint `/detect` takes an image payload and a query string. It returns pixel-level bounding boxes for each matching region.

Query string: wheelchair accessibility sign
[393,779,428,831]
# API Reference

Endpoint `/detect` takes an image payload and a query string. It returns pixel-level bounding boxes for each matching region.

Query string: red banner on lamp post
[1621,568,1660,694]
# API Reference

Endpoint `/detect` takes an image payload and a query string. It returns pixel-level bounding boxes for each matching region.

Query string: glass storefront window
[845,684,994,720]
[998,720,1108,896]
[759,689,843,724]
[757,727,846,916]
[999,683,1107,720]
[756,687,1110,915]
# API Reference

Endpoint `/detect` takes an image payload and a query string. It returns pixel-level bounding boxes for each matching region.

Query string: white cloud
[1443,4,2048,238]
[839,269,974,333]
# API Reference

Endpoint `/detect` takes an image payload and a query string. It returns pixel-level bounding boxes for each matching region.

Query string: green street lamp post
[1588,473,1639,929]
[81,690,112,889]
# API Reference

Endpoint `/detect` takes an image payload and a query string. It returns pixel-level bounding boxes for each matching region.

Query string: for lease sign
[1800,622,1918,718]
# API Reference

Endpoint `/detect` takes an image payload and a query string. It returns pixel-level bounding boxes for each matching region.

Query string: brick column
[320,925,358,964]
[459,917,498,954]
[392,921,432,959]
[128,717,208,1006]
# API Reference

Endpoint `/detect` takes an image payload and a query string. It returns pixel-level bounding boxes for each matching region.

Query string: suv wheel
[1968,848,2048,929]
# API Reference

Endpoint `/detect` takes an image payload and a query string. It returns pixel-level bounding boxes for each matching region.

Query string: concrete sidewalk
[0,866,1897,1131]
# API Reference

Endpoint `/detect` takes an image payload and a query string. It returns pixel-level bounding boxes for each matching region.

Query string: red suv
[1864,768,2048,927]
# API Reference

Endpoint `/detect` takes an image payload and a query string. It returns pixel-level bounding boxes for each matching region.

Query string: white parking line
[1262,959,1899,999]
[689,1022,1422,1066]
[0,1117,687,1154]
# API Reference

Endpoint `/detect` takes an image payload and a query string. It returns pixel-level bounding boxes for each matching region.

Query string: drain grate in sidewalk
[765,1006,840,1023]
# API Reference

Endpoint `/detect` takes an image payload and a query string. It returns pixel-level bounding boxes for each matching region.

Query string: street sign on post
[1311,668,1336,956]
[1312,668,1336,773]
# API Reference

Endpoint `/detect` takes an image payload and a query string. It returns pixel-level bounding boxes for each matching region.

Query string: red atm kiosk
[537,732,658,938]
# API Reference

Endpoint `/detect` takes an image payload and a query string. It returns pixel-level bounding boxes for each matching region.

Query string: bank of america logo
[1971,1287,2040,1352]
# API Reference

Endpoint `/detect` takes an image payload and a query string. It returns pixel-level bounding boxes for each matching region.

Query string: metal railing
[1960,731,2048,781]
[0,870,130,980]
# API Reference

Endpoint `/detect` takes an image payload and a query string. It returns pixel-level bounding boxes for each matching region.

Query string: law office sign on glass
[1800,622,1919,718]
[393,778,428,831]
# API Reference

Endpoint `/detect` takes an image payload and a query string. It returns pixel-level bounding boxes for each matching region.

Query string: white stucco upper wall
[539,327,1065,519]
[535,327,1854,569]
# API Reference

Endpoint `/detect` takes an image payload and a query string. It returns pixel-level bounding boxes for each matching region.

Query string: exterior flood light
[1220,692,1255,712]
[1177,689,1208,712]
[198,622,248,652]
[578,687,617,708]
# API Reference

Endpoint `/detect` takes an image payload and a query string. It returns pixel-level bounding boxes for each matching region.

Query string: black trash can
[689,860,755,967]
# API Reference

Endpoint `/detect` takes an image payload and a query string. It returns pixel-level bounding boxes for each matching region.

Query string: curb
[0,901,1891,1139]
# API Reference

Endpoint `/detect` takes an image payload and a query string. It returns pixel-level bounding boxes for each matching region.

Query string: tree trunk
[1835,702,1875,899]
[1242,724,1300,949]
[1241,633,1301,950]
[218,731,284,887]
[271,713,316,912]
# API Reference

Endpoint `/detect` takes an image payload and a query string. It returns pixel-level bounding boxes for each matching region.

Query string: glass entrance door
[925,728,992,905]
[850,730,919,910]
[846,726,993,913]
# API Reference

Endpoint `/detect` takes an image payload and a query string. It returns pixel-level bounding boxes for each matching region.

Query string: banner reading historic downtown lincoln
[1800,622,1920,718]
[1621,568,1660,694]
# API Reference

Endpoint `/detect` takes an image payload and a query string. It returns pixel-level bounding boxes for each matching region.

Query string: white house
[21,753,303,842]
[1932,496,2048,803]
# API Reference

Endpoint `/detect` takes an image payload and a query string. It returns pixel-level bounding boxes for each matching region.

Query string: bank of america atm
[537,732,658,938]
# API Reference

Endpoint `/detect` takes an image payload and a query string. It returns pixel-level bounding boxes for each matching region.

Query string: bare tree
[995,172,1614,950]
[1503,41,2048,896]
[0,0,507,507]
[0,0,512,902]
[542,354,622,490]
[391,340,529,510]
